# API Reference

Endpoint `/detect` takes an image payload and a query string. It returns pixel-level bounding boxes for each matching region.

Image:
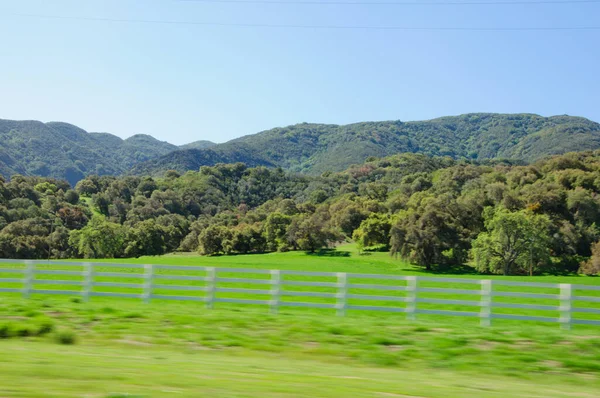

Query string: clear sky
[0,0,599,145]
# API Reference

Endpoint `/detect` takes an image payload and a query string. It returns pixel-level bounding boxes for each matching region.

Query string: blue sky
[0,0,599,145]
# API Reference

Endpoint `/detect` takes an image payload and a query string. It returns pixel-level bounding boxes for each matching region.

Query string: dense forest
[2,150,600,276]
[131,113,600,177]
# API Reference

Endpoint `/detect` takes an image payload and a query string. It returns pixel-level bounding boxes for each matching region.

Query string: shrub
[0,322,15,339]
[16,324,34,337]
[36,319,54,336]
[579,241,600,276]
[55,329,77,345]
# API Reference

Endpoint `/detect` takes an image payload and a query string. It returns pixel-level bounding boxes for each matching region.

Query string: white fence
[0,259,599,329]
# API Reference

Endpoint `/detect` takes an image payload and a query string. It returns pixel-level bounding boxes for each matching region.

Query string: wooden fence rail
[0,259,599,329]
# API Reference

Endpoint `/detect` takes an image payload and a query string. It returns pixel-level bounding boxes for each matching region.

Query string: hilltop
[2,113,600,184]
[0,119,215,185]
[130,113,600,177]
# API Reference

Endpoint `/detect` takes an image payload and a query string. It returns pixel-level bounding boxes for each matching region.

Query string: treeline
[2,151,600,276]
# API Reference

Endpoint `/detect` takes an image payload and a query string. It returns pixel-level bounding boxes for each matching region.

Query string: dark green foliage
[54,329,77,345]
[0,218,52,258]
[198,225,231,256]
[390,194,470,271]
[225,224,267,255]
[37,319,54,336]
[264,213,292,251]
[64,189,80,205]
[124,220,168,257]
[0,322,14,339]
[3,145,600,276]
[286,212,339,253]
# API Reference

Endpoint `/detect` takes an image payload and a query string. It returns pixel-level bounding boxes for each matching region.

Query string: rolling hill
[130,113,600,177]
[0,119,215,185]
[2,113,600,184]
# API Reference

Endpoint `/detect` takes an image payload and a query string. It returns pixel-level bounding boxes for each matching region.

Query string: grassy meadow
[1,244,599,397]
[66,243,600,282]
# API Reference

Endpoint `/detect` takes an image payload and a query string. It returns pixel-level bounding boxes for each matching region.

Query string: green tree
[124,220,167,257]
[225,224,266,254]
[471,207,551,275]
[64,189,80,205]
[579,241,600,276]
[352,213,392,251]
[264,212,292,251]
[0,218,51,258]
[75,178,98,196]
[69,217,126,258]
[287,214,338,253]
[390,196,468,270]
[198,225,232,255]
[329,199,367,237]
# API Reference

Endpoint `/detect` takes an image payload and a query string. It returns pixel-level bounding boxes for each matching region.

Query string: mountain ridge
[0,118,215,185]
[130,113,600,177]
[2,113,600,184]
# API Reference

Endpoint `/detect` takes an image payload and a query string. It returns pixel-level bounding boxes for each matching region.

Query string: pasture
[1,245,599,397]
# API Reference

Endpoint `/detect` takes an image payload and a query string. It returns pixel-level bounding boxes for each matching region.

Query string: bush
[55,329,77,345]
[579,259,600,276]
[16,323,34,337]
[0,322,15,339]
[36,319,54,336]
[579,241,600,276]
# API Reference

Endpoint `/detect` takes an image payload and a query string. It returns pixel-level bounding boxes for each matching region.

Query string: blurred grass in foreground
[0,295,599,397]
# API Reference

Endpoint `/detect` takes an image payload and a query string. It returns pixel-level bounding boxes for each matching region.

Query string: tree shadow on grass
[399,263,479,275]
[306,248,351,257]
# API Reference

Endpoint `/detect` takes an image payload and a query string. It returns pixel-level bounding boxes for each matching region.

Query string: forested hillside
[0,119,215,185]
[3,114,600,185]
[3,150,600,276]
[131,113,600,176]
[179,140,218,150]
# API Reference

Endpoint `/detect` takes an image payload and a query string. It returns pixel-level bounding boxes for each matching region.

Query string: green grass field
[71,243,600,284]
[1,245,599,397]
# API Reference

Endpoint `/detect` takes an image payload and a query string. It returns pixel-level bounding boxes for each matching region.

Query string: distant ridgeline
[2,150,600,277]
[130,113,600,177]
[0,119,215,186]
[2,113,600,185]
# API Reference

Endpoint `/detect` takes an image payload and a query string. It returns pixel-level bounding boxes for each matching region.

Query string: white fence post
[336,272,348,317]
[22,260,35,299]
[143,264,154,304]
[480,280,493,327]
[82,262,93,302]
[206,267,216,309]
[2,261,597,331]
[406,276,417,320]
[559,283,572,330]
[270,269,281,314]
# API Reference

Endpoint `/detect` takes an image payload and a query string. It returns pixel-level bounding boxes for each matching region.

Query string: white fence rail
[0,259,599,329]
